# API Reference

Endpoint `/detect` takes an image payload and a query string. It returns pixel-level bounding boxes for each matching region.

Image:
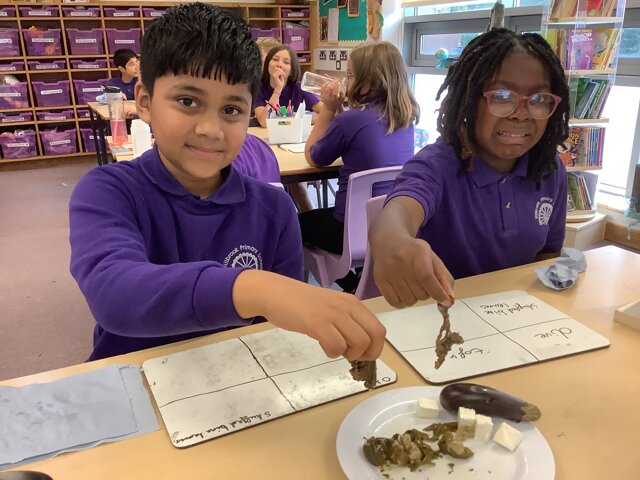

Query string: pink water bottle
[105,86,128,145]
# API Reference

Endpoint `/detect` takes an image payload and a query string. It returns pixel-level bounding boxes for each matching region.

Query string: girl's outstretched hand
[373,236,454,309]
[233,271,386,361]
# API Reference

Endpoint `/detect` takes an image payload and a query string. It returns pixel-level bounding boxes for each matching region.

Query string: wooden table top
[3,245,639,479]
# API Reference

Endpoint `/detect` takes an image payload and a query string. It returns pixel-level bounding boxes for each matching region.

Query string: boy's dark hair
[436,28,569,186]
[140,2,262,99]
[113,49,137,70]
[261,45,301,86]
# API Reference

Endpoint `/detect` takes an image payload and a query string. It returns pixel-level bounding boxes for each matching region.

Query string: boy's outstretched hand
[233,270,386,361]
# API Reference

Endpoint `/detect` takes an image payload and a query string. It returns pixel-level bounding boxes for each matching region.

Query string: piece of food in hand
[434,301,464,369]
[416,397,440,418]
[456,406,476,439]
[440,383,542,423]
[493,422,524,451]
[349,360,376,389]
[474,414,494,442]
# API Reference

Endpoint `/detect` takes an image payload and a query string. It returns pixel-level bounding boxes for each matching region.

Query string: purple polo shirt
[108,76,137,100]
[232,133,280,183]
[309,104,415,222]
[256,81,319,111]
[69,145,303,360]
[387,138,567,279]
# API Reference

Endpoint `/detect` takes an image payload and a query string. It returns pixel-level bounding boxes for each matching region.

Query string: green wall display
[318,0,368,42]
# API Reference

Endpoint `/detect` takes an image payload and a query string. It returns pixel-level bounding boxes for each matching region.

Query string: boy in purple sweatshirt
[69,3,385,362]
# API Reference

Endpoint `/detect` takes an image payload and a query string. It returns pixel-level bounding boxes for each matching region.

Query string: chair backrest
[342,166,402,267]
[355,195,385,300]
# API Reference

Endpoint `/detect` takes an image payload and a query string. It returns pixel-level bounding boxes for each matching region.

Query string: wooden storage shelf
[0,1,318,164]
[568,118,609,126]
[566,165,603,172]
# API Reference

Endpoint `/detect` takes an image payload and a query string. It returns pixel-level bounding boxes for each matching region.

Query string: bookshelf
[0,1,317,165]
[542,0,627,221]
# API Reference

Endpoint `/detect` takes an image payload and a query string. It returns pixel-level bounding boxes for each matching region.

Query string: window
[405,3,640,205]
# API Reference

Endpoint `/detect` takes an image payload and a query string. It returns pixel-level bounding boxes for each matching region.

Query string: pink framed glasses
[482,89,562,120]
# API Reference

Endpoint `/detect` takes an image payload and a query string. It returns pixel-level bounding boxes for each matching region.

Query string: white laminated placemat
[378,289,609,384]
[143,328,396,447]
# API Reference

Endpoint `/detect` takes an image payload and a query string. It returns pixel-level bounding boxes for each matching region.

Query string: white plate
[336,386,554,480]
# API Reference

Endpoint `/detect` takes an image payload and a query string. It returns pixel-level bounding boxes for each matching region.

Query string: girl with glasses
[370,28,570,308]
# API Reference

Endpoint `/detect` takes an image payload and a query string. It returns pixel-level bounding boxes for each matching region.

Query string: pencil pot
[22,28,62,56]
[32,80,70,107]
[0,129,37,159]
[0,82,29,109]
[266,114,311,144]
[40,128,78,156]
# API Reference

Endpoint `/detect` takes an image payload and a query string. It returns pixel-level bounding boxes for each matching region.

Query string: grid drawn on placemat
[377,290,609,385]
[142,328,396,448]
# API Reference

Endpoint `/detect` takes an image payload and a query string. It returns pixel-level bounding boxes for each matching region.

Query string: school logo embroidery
[223,244,263,270]
[534,197,554,226]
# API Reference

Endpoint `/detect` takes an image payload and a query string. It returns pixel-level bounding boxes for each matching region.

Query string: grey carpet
[0,161,95,380]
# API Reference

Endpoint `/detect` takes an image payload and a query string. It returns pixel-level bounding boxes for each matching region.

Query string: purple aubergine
[439,383,541,423]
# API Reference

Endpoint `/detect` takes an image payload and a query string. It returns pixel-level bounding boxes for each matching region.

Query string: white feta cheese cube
[493,422,524,451]
[474,414,494,442]
[416,398,440,418]
[457,406,476,438]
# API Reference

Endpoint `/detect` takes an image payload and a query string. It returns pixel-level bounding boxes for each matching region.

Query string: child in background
[370,28,570,308]
[254,45,322,128]
[108,48,139,100]
[69,3,385,362]
[300,42,419,292]
[255,44,322,212]
[255,37,282,65]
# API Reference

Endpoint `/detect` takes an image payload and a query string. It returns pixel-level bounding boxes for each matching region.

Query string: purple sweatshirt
[310,104,415,222]
[70,145,302,360]
[108,76,137,101]
[256,81,319,112]
[387,138,567,279]
[232,134,280,183]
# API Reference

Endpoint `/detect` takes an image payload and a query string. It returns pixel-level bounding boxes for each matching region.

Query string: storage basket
[40,129,78,156]
[32,80,71,107]
[106,28,141,54]
[0,82,29,109]
[73,79,109,105]
[0,29,20,57]
[0,129,37,159]
[23,28,62,56]
[0,111,32,124]
[67,28,104,55]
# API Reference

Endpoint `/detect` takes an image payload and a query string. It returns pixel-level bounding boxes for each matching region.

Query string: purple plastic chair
[354,195,385,300]
[303,166,402,289]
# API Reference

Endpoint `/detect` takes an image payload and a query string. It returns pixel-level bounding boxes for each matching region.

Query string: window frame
[404,4,640,199]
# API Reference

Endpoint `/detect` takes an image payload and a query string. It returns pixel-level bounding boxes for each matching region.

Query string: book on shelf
[567,28,595,70]
[549,0,618,18]
[567,172,594,210]
[557,126,605,168]
[571,77,611,119]
[547,27,619,70]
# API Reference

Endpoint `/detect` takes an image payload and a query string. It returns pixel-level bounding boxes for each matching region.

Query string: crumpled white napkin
[535,248,587,290]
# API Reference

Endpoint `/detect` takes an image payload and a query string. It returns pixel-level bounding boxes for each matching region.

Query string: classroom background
[1,0,640,381]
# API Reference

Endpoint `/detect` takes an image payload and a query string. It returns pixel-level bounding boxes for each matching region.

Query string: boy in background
[69,3,385,363]
[108,48,139,100]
